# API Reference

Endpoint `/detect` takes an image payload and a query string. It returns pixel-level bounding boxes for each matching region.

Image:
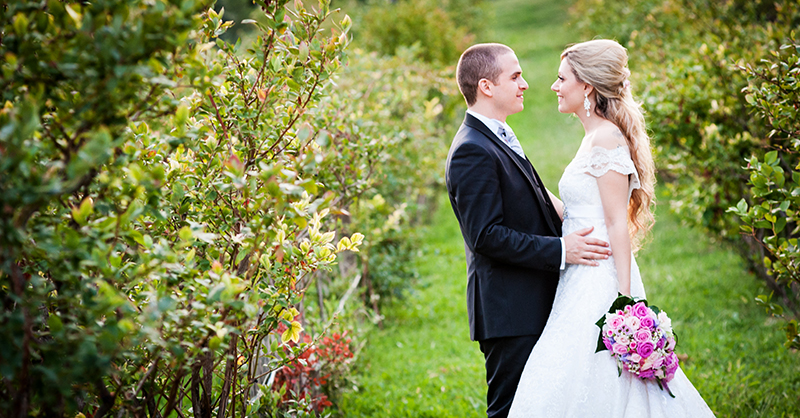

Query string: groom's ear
[478,78,494,98]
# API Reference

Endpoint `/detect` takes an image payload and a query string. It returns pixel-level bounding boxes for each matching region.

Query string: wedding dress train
[508,146,715,417]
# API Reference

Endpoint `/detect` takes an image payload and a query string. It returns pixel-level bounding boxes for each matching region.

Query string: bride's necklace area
[576,130,599,156]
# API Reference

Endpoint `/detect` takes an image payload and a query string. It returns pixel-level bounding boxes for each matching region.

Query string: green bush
[0,0,463,413]
[0,0,363,415]
[312,45,461,317]
[355,0,489,65]
[730,35,800,349]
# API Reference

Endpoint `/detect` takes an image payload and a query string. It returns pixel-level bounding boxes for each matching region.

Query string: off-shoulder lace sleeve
[578,146,641,197]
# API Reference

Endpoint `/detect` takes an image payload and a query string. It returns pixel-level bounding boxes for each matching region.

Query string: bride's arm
[597,170,631,295]
[546,189,564,220]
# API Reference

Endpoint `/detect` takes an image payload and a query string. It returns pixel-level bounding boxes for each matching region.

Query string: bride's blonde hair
[562,39,656,249]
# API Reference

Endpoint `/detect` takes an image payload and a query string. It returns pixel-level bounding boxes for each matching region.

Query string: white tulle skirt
[508,214,716,417]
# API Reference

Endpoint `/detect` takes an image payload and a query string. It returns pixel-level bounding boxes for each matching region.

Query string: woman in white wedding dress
[508,40,716,417]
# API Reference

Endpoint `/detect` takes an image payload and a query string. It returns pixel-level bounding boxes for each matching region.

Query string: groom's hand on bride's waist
[564,226,611,267]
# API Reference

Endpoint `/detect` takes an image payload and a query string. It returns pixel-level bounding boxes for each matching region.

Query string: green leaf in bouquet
[608,293,637,313]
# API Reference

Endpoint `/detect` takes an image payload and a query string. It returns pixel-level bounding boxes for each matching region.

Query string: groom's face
[487,52,528,118]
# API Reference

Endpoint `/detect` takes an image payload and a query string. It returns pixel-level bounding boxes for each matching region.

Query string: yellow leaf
[279,308,294,321]
[281,321,303,343]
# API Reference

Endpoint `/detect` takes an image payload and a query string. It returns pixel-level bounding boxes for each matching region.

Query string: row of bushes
[0,0,465,416]
[570,0,799,346]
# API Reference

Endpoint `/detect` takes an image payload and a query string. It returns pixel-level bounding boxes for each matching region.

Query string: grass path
[339,0,800,416]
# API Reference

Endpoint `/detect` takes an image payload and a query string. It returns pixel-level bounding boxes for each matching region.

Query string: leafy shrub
[1,0,464,414]
[355,0,489,65]
[271,330,355,413]
[730,35,800,349]
[311,45,460,315]
[0,0,364,416]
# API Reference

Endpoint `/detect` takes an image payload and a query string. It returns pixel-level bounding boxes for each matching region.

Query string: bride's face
[551,59,586,115]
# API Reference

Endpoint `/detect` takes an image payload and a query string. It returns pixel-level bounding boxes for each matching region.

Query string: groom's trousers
[479,334,540,418]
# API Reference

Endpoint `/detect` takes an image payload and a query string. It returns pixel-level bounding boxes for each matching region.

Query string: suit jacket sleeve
[448,141,562,271]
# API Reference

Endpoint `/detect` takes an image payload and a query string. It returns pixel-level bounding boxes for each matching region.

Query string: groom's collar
[466,109,516,140]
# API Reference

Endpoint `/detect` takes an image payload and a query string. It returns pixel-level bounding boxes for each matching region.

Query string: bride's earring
[584,93,591,117]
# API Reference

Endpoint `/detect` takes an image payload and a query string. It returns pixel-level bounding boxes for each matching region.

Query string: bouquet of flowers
[596,294,679,397]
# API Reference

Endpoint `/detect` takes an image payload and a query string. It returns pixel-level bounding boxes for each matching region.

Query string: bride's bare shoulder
[590,123,627,150]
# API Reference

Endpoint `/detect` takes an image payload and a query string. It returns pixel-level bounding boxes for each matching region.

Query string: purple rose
[637,341,655,358]
[632,302,650,318]
[639,369,655,379]
[665,353,679,373]
[603,337,613,351]
[656,337,665,349]
[639,316,655,329]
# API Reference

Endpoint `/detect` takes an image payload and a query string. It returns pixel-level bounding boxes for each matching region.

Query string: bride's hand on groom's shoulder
[564,227,611,266]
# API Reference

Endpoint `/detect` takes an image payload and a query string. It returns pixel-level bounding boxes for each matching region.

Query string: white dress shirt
[467,109,566,269]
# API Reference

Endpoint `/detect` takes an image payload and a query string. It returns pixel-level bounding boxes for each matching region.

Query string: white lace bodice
[558,145,641,212]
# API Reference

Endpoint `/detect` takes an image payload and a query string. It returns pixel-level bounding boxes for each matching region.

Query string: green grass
[338,0,800,416]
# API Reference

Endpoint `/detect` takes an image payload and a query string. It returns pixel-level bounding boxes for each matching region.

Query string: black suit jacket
[445,113,563,341]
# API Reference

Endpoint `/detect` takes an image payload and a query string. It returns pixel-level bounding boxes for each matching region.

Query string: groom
[445,43,611,418]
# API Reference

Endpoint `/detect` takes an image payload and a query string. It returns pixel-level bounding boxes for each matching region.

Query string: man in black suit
[445,43,612,418]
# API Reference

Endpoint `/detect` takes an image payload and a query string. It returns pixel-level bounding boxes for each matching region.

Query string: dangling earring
[584,93,591,117]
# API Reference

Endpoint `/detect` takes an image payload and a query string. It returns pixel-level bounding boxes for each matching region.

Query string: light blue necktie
[497,126,525,158]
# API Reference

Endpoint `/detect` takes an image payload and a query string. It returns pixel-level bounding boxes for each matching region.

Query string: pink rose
[639,316,655,329]
[612,343,628,355]
[632,302,650,318]
[635,329,652,342]
[650,353,665,369]
[666,336,676,351]
[624,316,641,330]
[609,314,625,329]
[637,341,655,358]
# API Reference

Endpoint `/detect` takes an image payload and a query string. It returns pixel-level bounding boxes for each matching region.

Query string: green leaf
[775,217,787,234]
[48,315,63,333]
[179,226,194,242]
[72,197,94,226]
[13,13,29,35]
[296,123,312,141]
[737,199,748,214]
[765,150,778,165]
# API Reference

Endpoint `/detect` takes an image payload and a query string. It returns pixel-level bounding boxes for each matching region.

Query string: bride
[508,40,716,417]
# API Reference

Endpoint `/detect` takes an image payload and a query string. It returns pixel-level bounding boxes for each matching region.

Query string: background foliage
[570,0,800,347]
[0,0,463,416]
[732,35,800,349]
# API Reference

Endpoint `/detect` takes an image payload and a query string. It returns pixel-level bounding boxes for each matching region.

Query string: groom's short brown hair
[456,43,514,106]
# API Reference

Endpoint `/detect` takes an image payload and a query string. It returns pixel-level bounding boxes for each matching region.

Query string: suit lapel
[464,115,560,236]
